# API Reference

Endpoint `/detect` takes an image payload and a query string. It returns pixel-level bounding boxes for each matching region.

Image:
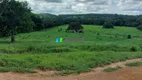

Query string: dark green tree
[31,14,44,31]
[16,13,35,33]
[66,22,83,33]
[0,0,31,42]
[103,21,114,29]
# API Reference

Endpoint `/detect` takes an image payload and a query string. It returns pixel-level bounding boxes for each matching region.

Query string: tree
[31,14,44,31]
[16,13,35,33]
[0,0,31,42]
[103,21,114,29]
[137,25,142,31]
[0,15,4,37]
[66,22,83,33]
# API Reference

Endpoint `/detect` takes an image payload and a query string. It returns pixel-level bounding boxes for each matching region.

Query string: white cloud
[18,0,142,15]
[117,0,142,14]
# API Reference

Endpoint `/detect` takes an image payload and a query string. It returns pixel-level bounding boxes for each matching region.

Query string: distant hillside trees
[66,22,83,33]
[40,13,64,29]
[59,14,142,28]
[31,14,44,31]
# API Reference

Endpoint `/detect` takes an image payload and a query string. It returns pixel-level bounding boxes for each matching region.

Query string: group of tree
[40,13,64,29]
[0,0,43,42]
[59,14,142,30]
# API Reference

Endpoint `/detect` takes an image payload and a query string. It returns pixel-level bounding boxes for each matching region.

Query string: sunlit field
[0,25,142,74]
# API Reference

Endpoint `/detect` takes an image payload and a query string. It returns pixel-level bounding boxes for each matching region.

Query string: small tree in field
[127,35,132,39]
[103,21,114,29]
[137,25,142,31]
[66,22,83,33]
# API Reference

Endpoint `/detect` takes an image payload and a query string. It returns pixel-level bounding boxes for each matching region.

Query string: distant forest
[42,13,142,29]
[41,13,142,29]
[59,14,142,27]
[1,13,142,37]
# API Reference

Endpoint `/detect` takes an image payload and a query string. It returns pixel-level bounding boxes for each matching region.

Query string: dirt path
[0,58,142,80]
[94,58,142,72]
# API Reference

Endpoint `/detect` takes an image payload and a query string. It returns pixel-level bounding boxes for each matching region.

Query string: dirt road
[0,59,142,80]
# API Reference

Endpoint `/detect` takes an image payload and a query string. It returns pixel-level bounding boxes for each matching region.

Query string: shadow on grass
[0,41,11,44]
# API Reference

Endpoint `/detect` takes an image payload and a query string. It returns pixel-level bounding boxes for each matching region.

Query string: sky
[18,0,142,15]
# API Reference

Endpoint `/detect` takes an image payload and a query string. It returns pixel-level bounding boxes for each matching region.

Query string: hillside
[0,25,142,75]
[0,25,142,53]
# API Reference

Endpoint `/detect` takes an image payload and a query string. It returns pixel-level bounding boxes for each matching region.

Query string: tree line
[59,14,142,27]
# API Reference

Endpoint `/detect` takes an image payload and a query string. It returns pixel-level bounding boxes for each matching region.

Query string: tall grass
[0,51,141,74]
[0,25,142,74]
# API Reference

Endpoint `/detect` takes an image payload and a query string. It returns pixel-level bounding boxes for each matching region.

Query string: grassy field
[0,51,141,74]
[0,25,142,53]
[0,25,142,74]
[126,62,142,67]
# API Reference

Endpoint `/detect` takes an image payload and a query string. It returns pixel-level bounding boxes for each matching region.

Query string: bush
[137,25,142,31]
[66,22,83,33]
[126,62,142,67]
[127,35,132,39]
[130,47,137,52]
[103,21,114,29]
[58,28,62,32]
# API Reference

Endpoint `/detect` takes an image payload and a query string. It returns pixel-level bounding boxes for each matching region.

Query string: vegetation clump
[130,47,137,52]
[103,21,114,29]
[127,35,132,39]
[104,66,122,72]
[137,25,142,31]
[126,62,142,67]
[66,22,84,33]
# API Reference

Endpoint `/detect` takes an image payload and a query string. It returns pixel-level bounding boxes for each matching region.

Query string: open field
[0,25,142,74]
[0,25,142,53]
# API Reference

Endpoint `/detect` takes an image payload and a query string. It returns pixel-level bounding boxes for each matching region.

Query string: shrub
[137,25,142,31]
[130,47,137,52]
[103,21,114,29]
[66,22,84,33]
[97,33,100,35]
[126,62,142,67]
[127,35,132,39]
[58,28,62,32]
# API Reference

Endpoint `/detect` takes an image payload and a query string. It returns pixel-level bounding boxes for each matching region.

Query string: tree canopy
[103,21,114,29]
[0,0,43,42]
[66,22,83,33]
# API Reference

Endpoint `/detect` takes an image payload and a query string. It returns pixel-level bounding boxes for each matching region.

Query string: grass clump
[104,66,122,72]
[130,47,137,52]
[125,62,142,67]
